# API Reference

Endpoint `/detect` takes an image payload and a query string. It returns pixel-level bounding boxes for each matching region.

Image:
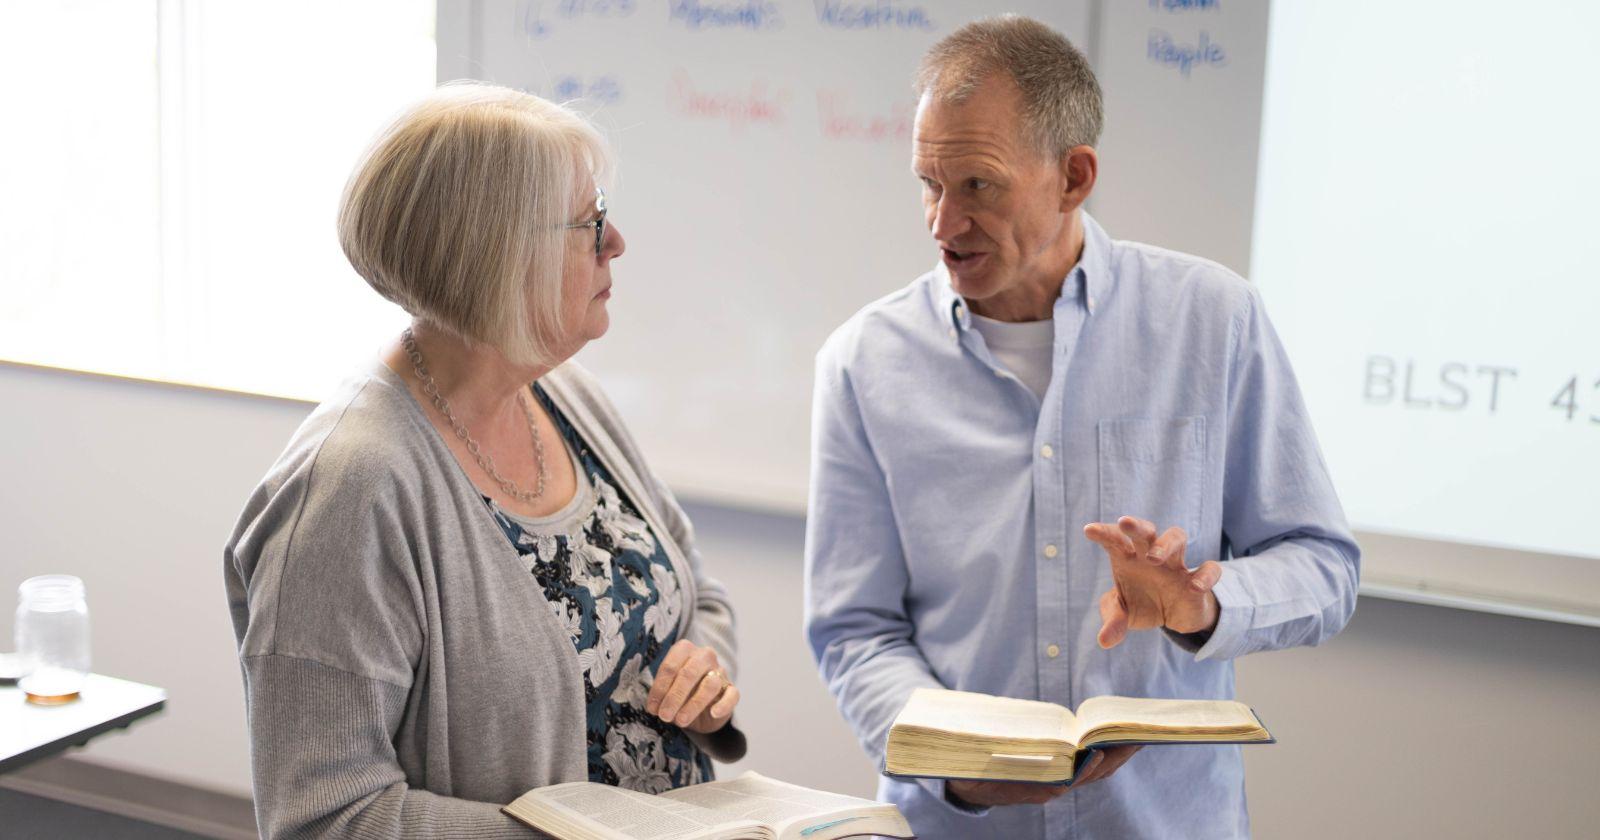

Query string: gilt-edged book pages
[884,687,1273,785]
[502,771,913,840]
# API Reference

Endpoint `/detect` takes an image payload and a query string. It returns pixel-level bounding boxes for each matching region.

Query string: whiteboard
[438,0,1600,622]
[440,0,1093,510]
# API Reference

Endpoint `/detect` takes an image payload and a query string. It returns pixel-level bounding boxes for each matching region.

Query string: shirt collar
[1078,211,1111,316]
[935,211,1112,335]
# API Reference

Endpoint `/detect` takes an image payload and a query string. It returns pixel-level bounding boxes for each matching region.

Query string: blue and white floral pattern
[488,385,712,793]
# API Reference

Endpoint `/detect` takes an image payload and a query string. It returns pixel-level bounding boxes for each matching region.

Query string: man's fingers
[1074,750,1108,786]
[1117,516,1157,553]
[1020,785,1064,805]
[1150,527,1188,569]
[1075,746,1143,788]
[1097,587,1123,626]
[1189,560,1225,592]
[1097,588,1128,649]
[1074,746,1141,788]
[645,640,694,715]
[952,780,1065,806]
[1083,522,1136,555]
[1097,744,1142,778]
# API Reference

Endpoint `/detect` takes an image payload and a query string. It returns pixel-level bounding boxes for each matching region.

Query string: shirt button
[948,328,957,339]
[1040,444,1054,459]
[1043,544,1059,558]
[1046,644,1060,658]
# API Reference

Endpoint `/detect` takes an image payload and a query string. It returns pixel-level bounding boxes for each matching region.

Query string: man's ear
[1059,145,1098,213]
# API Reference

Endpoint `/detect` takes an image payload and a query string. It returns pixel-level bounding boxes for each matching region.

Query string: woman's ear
[1060,145,1099,213]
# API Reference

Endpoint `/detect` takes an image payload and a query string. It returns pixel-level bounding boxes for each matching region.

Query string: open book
[885,687,1272,785]
[502,771,912,840]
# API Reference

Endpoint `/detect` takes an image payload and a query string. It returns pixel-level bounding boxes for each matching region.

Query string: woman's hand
[645,639,739,734]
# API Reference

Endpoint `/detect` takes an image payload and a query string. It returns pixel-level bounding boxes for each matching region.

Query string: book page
[661,773,910,839]
[505,781,768,840]
[894,687,1075,742]
[1070,696,1266,746]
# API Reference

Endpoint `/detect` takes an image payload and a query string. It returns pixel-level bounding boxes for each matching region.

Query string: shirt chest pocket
[1097,416,1207,543]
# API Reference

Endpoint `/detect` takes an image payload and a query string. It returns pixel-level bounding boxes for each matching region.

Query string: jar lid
[19,574,86,608]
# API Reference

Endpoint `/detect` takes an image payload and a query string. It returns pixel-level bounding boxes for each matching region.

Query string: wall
[1,362,1595,837]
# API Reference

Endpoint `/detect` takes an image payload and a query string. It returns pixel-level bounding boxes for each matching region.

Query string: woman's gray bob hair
[338,82,612,367]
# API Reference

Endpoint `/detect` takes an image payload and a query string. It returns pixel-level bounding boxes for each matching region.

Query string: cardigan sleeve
[226,419,544,840]
[241,655,542,840]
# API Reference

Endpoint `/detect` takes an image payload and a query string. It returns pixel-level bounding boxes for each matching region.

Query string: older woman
[225,83,743,839]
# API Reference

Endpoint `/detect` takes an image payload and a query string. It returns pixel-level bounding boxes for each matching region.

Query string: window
[0,0,436,400]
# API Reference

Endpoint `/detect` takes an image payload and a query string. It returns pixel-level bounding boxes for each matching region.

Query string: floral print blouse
[486,385,712,793]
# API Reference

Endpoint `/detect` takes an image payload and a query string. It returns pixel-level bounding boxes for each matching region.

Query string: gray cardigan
[225,361,743,839]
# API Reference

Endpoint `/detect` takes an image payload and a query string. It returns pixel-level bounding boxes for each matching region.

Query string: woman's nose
[602,220,625,260]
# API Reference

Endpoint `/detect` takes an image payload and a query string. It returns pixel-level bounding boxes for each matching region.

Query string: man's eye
[920,177,941,192]
[968,178,990,191]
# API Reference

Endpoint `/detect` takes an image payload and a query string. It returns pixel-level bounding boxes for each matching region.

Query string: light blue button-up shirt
[804,213,1360,839]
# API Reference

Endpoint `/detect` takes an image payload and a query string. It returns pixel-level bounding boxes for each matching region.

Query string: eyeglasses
[563,186,607,256]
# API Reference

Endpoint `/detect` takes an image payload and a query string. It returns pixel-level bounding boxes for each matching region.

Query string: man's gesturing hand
[1083,516,1223,649]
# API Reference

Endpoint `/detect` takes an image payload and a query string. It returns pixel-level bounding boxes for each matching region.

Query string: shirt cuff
[1192,565,1253,661]
[1161,626,1212,653]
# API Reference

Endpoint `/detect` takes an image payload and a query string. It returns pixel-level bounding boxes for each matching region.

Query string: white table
[0,673,166,774]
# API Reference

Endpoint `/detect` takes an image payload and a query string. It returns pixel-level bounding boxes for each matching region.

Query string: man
[804,15,1359,839]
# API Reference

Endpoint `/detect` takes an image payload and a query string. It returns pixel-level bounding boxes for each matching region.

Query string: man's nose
[929,194,970,243]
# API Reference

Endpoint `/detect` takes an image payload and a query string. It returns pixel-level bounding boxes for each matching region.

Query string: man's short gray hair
[914,15,1104,159]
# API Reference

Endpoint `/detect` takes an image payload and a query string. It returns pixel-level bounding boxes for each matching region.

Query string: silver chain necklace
[402,328,548,503]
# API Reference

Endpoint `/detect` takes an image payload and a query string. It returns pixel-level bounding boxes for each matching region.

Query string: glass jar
[15,575,91,704]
